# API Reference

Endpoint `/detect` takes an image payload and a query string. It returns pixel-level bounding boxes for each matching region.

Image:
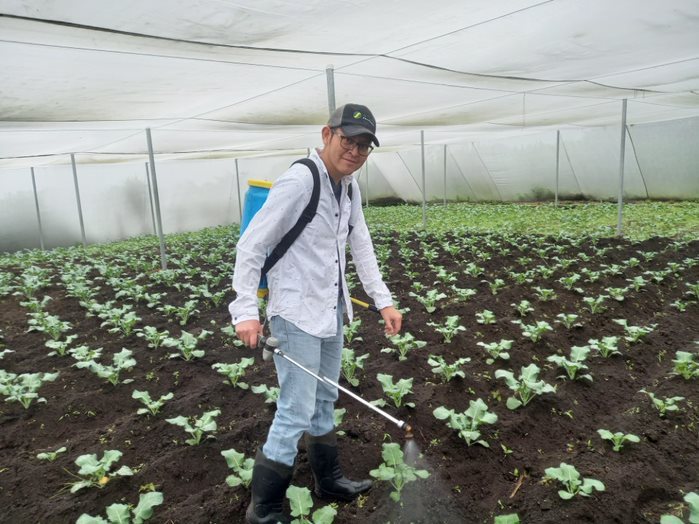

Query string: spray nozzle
[403,423,414,440]
[259,336,279,361]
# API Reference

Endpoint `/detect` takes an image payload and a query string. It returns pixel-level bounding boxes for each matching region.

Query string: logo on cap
[353,111,362,119]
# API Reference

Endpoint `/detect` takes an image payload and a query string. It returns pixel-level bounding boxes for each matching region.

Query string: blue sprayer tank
[240,179,273,295]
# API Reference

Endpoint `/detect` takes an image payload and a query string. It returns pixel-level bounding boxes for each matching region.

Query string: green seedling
[596,429,640,452]
[212,357,255,388]
[341,348,369,387]
[136,326,170,349]
[69,449,134,493]
[660,491,699,524]
[555,313,582,330]
[76,491,164,523]
[381,332,426,361]
[75,348,136,386]
[369,443,430,503]
[543,462,605,500]
[477,339,512,365]
[495,364,556,410]
[612,319,657,344]
[671,351,699,380]
[512,300,534,317]
[251,383,280,404]
[476,309,497,325]
[588,337,621,358]
[132,390,174,416]
[427,355,470,383]
[511,320,552,343]
[375,373,414,408]
[546,345,592,381]
[639,389,684,417]
[286,485,337,523]
[166,409,221,445]
[427,315,466,343]
[0,371,59,409]
[36,446,67,462]
[164,330,212,361]
[433,398,498,447]
[221,448,254,488]
[45,334,79,357]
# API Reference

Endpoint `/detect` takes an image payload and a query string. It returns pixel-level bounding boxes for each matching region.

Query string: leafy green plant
[369,443,430,503]
[286,485,337,523]
[427,315,466,343]
[582,295,609,314]
[512,300,534,317]
[132,390,174,416]
[409,289,447,313]
[639,389,684,417]
[45,334,79,357]
[660,491,699,524]
[555,313,582,329]
[76,348,136,386]
[212,357,255,388]
[511,320,552,343]
[596,429,640,452]
[36,446,67,462]
[76,491,164,523]
[588,336,621,358]
[476,309,497,325]
[533,286,557,302]
[27,312,72,341]
[543,462,605,500]
[341,348,369,387]
[343,317,363,344]
[546,346,592,381]
[375,373,414,408]
[136,326,170,350]
[427,355,470,383]
[494,514,520,524]
[164,330,212,361]
[68,449,134,493]
[670,351,699,379]
[160,299,200,326]
[612,319,656,344]
[433,398,498,447]
[495,364,556,410]
[381,332,426,361]
[0,371,59,409]
[477,339,512,365]
[251,383,280,404]
[221,448,254,488]
[166,409,221,445]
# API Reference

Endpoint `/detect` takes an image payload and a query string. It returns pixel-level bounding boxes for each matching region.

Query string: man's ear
[321,126,332,146]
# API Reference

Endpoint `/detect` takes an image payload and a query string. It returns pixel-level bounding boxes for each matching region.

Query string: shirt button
[335,260,338,263]
[334,213,338,217]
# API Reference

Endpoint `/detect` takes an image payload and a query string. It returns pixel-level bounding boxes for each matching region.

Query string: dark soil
[0,230,697,524]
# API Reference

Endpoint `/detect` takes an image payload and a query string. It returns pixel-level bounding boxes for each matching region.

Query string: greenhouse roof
[1,0,699,167]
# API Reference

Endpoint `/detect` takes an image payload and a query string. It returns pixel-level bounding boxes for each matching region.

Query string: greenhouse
[1,1,698,523]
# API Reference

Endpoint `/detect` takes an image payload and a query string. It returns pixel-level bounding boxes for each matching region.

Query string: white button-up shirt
[229,149,393,338]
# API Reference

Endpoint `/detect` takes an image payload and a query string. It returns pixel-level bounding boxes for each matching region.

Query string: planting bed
[1,227,698,523]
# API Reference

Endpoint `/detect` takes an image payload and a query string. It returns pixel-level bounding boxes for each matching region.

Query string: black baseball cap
[327,103,379,146]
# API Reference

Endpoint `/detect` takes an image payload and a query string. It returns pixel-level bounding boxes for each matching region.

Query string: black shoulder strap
[261,159,320,276]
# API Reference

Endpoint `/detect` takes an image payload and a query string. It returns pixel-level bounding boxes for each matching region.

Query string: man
[229,103,402,524]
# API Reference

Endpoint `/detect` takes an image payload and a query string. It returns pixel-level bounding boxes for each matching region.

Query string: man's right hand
[235,319,263,348]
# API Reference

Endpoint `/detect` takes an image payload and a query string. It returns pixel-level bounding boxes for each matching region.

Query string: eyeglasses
[332,130,374,156]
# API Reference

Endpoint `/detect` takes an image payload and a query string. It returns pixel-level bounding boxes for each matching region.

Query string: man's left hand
[380,306,402,336]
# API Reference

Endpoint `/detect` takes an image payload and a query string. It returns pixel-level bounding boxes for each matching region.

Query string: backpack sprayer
[259,335,413,439]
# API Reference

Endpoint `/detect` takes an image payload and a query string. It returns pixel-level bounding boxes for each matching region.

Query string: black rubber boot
[245,450,293,524]
[305,431,372,502]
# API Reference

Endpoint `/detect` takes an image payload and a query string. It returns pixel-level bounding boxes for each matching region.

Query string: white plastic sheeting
[1,1,698,249]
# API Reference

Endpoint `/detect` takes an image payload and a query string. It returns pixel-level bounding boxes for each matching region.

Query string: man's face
[320,126,372,178]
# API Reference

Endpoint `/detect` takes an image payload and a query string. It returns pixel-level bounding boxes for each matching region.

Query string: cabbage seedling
[76,491,163,523]
[375,373,414,408]
[0,371,59,409]
[69,449,134,493]
[588,337,621,358]
[582,295,608,314]
[369,443,430,503]
[671,351,699,379]
[212,358,255,389]
[512,300,534,317]
[511,320,552,343]
[596,429,640,452]
[286,485,337,523]
[166,409,221,445]
[659,491,699,524]
[381,332,426,361]
[639,389,685,418]
[546,346,592,381]
[341,348,369,387]
[75,348,136,386]
[45,334,78,357]
[251,383,279,404]
[543,462,605,500]
[612,319,656,344]
[36,446,67,462]
[136,326,170,349]
[409,289,447,313]
[132,390,174,416]
[555,313,582,330]
[433,398,498,447]
[164,330,211,361]
[477,339,512,365]
[221,448,254,488]
[427,315,466,343]
[476,309,497,325]
[428,355,470,383]
[495,364,556,410]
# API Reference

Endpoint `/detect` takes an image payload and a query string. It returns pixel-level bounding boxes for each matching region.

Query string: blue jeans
[262,300,344,466]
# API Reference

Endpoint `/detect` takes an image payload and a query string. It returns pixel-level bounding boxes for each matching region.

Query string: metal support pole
[421,130,426,228]
[307,147,311,158]
[145,163,157,235]
[146,128,168,269]
[443,144,447,205]
[616,99,628,237]
[555,130,560,207]
[30,167,45,251]
[235,158,242,224]
[326,65,336,116]
[70,153,87,247]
